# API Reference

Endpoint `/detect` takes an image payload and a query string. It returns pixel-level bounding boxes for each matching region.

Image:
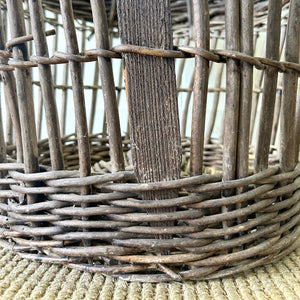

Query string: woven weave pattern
[0,0,299,282]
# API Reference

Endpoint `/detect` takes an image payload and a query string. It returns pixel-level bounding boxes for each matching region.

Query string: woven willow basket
[0,0,299,283]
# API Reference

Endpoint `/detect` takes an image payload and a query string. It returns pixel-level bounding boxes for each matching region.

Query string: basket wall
[0,0,299,282]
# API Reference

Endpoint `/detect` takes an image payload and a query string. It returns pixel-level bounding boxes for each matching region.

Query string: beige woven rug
[0,248,299,300]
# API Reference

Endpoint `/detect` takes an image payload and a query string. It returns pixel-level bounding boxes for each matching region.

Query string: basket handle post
[116,0,182,237]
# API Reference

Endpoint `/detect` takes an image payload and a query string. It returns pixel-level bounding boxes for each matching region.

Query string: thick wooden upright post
[116,0,182,231]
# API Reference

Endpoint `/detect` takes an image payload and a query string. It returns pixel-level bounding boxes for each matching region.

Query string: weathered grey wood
[249,31,263,145]
[237,0,253,180]
[80,20,86,77]
[0,96,6,201]
[296,88,300,163]
[50,13,59,84]
[236,0,253,227]
[6,0,39,204]
[5,101,12,145]
[181,71,195,137]
[223,0,240,183]
[0,14,23,163]
[0,92,6,166]
[59,0,91,180]
[116,0,182,234]
[60,63,69,136]
[271,26,287,146]
[254,0,282,172]
[204,29,224,145]
[270,88,281,146]
[0,14,7,190]
[28,0,64,171]
[205,63,224,144]
[190,0,209,176]
[23,0,32,55]
[59,0,91,252]
[280,0,299,172]
[90,0,124,172]
[222,0,240,237]
[88,62,99,134]
[36,89,43,140]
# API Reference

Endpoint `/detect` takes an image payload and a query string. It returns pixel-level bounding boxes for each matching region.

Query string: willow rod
[190,0,210,176]
[280,0,300,172]
[0,14,23,163]
[59,0,91,180]
[28,0,64,171]
[90,0,124,172]
[237,0,253,180]
[254,0,282,172]
[6,0,39,204]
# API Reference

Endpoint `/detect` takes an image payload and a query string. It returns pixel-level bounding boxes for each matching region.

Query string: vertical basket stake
[205,63,224,144]
[0,92,6,196]
[59,0,91,250]
[236,0,253,228]
[280,0,299,172]
[271,25,287,146]
[88,62,99,134]
[296,87,300,162]
[28,0,64,171]
[59,0,91,181]
[223,0,240,184]
[222,0,241,238]
[0,15,23,163]
[116,0,182,235]
[60,63,69,136]
[249,31,264,145]
[90,0,125,172]
[254,0,282,172]
[6,0,39,204]
[236,0,253,181]
[51,13,59,85]
[190,0,210,176]
[181,71,195,138]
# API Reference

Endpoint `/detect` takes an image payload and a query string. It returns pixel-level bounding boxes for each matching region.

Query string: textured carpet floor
[0,248,299,299]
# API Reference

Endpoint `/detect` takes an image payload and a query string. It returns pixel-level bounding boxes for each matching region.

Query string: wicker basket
[0,0,299,283]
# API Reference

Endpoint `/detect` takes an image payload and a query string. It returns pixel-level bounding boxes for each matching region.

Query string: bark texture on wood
[116,0,182,233]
